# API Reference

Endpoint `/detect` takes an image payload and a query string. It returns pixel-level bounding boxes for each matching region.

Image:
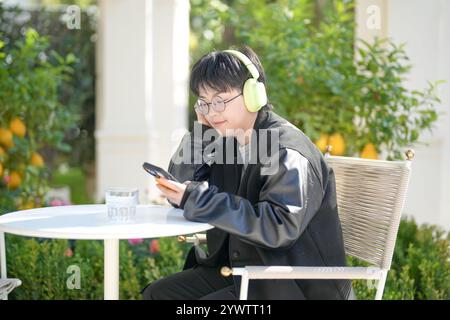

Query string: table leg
[104,239,119,300]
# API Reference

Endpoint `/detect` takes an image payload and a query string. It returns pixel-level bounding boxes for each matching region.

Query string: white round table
[0,204,213,300]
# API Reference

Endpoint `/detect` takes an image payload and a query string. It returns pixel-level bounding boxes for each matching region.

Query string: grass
[50,166,93,204]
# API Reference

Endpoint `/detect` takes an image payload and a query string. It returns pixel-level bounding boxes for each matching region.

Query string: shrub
[0,27,75,214]
[0,3,97,174]
[7,235,190,300]
[189,0,442,160]
[5,218,448,300]
[348,218,449,300]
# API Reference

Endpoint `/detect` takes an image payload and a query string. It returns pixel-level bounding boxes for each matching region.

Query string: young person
[141,46,354,300]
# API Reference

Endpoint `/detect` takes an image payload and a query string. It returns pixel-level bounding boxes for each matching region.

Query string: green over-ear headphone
[223,49,268,113]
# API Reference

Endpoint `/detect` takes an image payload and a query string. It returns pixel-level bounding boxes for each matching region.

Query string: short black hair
[189,45,273,110]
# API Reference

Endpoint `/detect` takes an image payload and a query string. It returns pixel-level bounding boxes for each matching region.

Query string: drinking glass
[105,187,139,222]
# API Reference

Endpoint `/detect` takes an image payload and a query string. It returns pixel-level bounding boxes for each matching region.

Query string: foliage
[348,218,449,300]
[5,218,448,300]
[7,235,190,300]
[0,27,75,214]
[0,3,97,172]
[189,0,443,160]
[50,166,92,204]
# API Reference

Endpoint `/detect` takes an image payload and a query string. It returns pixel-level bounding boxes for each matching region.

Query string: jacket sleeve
[179,148,324,249]
[166,121,219,208]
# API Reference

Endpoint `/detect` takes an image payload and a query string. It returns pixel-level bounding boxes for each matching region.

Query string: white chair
[0,232,22,300]
[180,148,414,300]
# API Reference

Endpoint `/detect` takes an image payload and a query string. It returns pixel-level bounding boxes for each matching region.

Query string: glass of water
[105,187,139,222]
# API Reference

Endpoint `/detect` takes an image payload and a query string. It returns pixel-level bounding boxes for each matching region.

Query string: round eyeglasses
[194,92,243,115]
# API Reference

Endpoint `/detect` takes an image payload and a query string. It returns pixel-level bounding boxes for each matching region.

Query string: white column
[148,0,190,200]
[95,0,190,204]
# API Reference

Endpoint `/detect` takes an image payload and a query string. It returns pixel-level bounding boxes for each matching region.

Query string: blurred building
[95,0,190,204]
[357,0,450,229]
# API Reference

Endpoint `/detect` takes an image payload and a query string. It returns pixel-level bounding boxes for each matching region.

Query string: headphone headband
[223,49,260,80]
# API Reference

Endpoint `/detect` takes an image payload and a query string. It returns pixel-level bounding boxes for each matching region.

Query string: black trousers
[141,264,237,300]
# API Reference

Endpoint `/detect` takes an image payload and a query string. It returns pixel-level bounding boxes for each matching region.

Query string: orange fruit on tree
[0,162,3,177]
[0,128,14,149]
[9,117,27,138]
[296,76,305,85]
[18,163,26,177]
[19,199,35,210]
[0,147,5,167]
[360,143,378,159]
[314,134,329,153]
[328,133,346,156]
[30,152,44,167]
[7,171,21,189]
[189,31,198,51]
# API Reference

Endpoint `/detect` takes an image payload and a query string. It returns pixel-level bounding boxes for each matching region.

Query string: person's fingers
[156,177,181,192]
[156,181,172,193]
[158,177,186,191]
[156,184,179,204]
[156,183,166,192]
[156,178,186,207]
[155,182,169,194]
[156,189,176,207]
[183,180,191,185]
[164,179,184,189]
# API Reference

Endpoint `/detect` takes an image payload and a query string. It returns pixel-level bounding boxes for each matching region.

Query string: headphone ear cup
[256,81,268,108]
[243,78,268,112]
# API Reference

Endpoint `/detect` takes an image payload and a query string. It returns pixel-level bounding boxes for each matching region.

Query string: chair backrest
[324,150,413,270]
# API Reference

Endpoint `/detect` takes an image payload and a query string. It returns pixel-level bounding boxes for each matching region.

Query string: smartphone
[143,162,180,192]
[142,162,179,182]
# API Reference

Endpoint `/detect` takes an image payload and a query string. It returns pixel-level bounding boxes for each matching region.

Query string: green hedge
[348,218,449,299]
[6,236,190,300]
[5,217,449,300]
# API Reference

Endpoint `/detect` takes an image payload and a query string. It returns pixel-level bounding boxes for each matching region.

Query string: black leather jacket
[167,109,354,300]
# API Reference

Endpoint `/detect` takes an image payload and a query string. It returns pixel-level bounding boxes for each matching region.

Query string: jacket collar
[252,109,270,132]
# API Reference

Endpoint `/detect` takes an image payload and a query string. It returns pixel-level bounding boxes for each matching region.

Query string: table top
[0,204,213,240]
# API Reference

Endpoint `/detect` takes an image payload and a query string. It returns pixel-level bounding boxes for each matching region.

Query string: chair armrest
[222,266,384,280]
[178,233,207,245]
[0,278,22,298]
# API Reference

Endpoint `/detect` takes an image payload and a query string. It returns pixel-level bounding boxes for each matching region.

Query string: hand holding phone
[142,162,180,191]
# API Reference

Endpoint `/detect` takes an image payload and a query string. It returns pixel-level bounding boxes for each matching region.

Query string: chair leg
[239,272,249,300]
[1,232,9,300]
[0,232,6,279]
[375,270,388,300]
